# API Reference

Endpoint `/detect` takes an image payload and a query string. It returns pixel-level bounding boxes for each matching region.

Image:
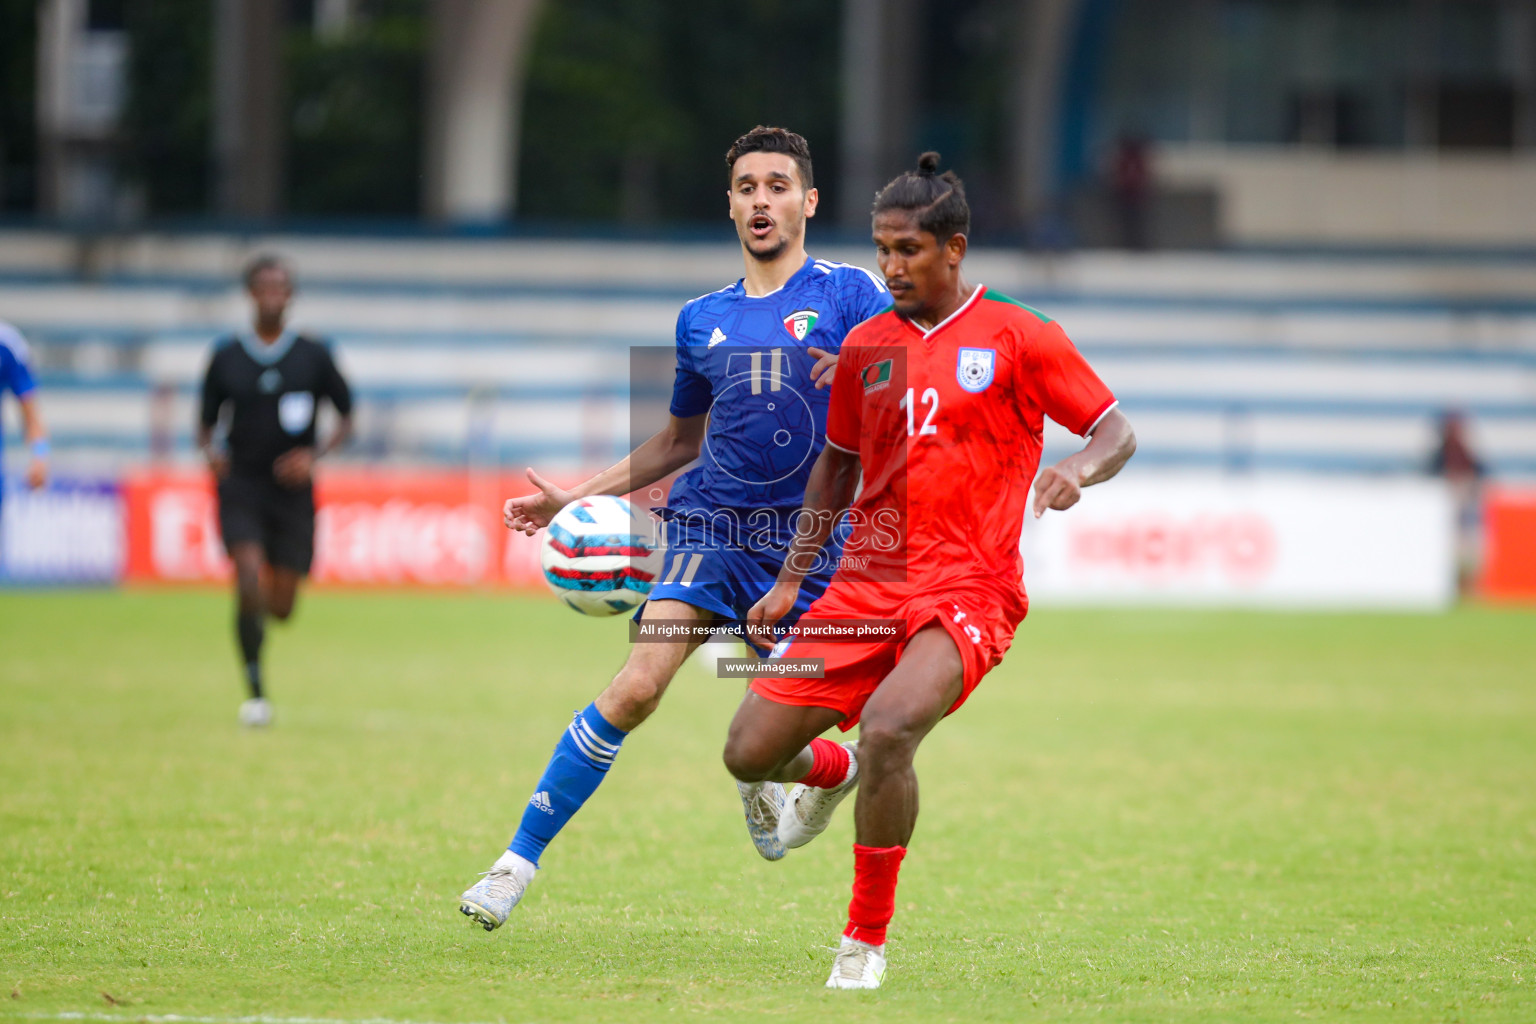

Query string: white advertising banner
[1020,474,1456,609]
[1,478,125,584]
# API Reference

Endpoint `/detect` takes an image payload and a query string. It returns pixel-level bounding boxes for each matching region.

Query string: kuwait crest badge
[862,358,893,393]
[783,308,819,341]
[956,348,995,393]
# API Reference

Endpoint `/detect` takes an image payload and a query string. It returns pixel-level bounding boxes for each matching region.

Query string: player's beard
[743,212,803,263]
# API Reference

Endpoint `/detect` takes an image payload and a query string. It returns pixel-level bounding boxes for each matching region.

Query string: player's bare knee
[720,732,780,782]
[266,573,300,620]
[856,717,922,768]
[720,745,754,782]
[721,746,779,784]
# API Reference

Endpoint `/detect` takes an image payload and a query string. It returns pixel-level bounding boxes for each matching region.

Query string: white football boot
[737,780,787,861]
[458,850,537,932]
[826,935,886,989]
[238,698,272,728]
[778,741,859,849]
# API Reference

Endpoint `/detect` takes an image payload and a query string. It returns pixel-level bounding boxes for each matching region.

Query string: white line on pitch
[10,1013,517,1024]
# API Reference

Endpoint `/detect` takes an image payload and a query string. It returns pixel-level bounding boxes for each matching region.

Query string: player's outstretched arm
[1032,408,1136,518]
[503,413,707,534]
[19,394,48,489]
[745,443,861,647]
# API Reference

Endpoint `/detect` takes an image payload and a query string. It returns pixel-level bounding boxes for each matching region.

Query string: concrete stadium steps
[18,345,1536,475]
[8,286,1536,358]
[48,331,1536,414]
[15,386,633,468]
[8,230,1536,302]
[3,232,1535,477]
[1089,348,1536,406]
[37,334,1536,412]
[1047,411,1536,470]
[135,337,637,388]
[0,284,683,338]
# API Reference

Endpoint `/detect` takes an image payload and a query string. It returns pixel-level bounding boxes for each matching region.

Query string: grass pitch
[1,589,1533,1023]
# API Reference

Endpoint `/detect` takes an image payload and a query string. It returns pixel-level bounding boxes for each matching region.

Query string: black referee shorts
[217,474,316,575]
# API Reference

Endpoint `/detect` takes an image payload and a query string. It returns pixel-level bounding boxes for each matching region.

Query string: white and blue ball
[540,496,664,616]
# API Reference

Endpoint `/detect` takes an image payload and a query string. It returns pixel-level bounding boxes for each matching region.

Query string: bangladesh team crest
[783,308,819,341]
[956,348,995,393]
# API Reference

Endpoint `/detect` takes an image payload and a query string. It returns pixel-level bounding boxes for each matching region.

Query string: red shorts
[750,578,1027,729]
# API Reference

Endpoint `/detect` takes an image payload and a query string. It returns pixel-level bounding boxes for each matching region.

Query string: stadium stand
[3,231,1535,479]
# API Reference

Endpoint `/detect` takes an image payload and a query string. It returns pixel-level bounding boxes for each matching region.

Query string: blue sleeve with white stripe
[836,263,891,327]
[0,324,38,398]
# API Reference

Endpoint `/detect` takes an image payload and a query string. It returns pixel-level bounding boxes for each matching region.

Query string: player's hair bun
[872,151,969,239]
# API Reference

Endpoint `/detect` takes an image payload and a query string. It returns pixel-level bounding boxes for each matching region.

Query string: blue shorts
[640,506,843,650]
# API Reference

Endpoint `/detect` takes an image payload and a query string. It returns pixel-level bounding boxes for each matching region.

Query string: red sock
[797,737,851,789]
[843,843,906,946]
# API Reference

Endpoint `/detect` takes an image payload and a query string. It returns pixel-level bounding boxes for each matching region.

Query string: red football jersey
[824,285,1116,599]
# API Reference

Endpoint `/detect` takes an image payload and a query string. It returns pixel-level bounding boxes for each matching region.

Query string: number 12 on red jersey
[898,386,940,437]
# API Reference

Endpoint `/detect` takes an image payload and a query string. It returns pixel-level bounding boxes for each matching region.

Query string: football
[540,496,665,616]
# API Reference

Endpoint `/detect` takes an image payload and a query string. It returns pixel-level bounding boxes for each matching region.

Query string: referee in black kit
[198,255,353,728]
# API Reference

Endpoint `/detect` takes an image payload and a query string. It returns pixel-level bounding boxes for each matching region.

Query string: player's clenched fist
[203,444,230,480]
[1031,463,1082,518]
[746,581,800,649]
[273,446,315,487]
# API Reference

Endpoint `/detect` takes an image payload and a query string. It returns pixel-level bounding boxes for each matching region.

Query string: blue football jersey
[668,256,889,511]
[1,322,39,479]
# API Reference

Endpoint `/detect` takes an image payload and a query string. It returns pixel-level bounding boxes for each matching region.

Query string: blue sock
[507,702,627,867]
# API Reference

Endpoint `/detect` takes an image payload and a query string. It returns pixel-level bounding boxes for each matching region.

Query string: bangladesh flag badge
[783,308,819,341]
[861,358,893,392]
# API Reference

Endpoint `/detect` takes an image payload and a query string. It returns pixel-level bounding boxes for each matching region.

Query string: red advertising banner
[122,470,227,582]
[1481,487,1536,601]
[111,468,1529,605]
[121,468,566,588]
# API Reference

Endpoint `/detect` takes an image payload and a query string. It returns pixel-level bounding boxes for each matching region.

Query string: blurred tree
[287,0,426,217]
[0,2,39,212]
[518,0,843,225]
[916,0,1014,231]
[98,0,1007,228]
[123,0,213,215]
[121,0,425,218]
